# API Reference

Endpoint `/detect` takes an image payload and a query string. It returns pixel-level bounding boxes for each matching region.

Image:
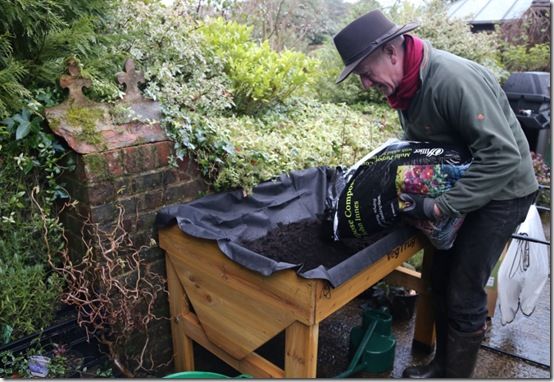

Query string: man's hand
[399,193,439,221]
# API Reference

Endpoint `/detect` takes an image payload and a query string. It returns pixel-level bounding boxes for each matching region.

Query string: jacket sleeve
[433,65,523,217]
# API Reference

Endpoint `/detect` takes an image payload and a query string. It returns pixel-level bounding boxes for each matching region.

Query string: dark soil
[239,218,389,272]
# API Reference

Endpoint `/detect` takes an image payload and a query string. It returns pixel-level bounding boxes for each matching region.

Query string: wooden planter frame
[160,225,435,378]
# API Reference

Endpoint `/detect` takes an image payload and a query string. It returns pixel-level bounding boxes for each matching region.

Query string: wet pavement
[190,214,552,379]
[313,271,551,379]
[320,213,552,379]
[192,273,550,378]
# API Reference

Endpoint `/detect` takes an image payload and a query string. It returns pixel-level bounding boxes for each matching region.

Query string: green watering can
[335,305,396,378]
[164,371,251,379]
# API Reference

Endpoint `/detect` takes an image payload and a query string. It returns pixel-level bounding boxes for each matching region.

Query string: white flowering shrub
[47,0,399,194]
[93,1,401,192]
[105,0,233,115]
[202,98,400,192]
[93,0,235,172]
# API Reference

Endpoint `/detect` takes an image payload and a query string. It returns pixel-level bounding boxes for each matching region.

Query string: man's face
[353,46,403,97]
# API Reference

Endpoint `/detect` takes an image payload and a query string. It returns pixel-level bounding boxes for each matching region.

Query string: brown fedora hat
[333,10,418,84]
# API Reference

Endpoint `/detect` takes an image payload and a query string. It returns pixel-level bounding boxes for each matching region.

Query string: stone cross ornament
[44,58,166,154]
[115,59,161,121]
[116,59,145,103]
[59,59,93,105]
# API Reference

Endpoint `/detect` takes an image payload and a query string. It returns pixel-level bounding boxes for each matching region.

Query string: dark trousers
[431,192,537,333]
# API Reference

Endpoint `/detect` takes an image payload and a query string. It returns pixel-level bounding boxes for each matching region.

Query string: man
[333,10,538,378]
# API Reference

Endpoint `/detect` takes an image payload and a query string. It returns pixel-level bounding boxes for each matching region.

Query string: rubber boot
[401,298,448,378]
[444,325,485,378]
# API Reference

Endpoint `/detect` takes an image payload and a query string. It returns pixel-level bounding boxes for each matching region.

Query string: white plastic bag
[497,204,550,325]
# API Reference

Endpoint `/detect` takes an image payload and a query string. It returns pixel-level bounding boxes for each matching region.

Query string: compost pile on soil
[239,218,389,271]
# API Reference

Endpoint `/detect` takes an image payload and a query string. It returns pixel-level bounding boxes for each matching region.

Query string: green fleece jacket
[399,40,538,217]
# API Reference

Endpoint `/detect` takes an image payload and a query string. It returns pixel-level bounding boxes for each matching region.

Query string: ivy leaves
[2,109,35,140]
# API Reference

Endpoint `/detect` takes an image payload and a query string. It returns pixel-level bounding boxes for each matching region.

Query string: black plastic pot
[389,288,418,321]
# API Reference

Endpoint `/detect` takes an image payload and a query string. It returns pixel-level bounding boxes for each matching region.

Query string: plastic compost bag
[329,139,472,249]
[497,204,550,325]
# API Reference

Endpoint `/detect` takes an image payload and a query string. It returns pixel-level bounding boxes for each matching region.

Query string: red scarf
[387,34,424,110]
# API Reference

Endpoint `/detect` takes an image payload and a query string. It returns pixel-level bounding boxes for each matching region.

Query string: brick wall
[42,59,210,376]
[62,141,206,249]
[61,140,207,375]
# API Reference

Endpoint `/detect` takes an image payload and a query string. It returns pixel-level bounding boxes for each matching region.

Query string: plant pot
[0,304,106,378]
[362,285,392,312]
[28,355,51,377]
[389,288,418,321]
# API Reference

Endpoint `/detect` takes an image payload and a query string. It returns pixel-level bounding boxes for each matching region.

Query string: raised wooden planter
[159,225,435,378]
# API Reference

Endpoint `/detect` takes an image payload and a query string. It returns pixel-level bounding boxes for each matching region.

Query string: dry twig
[32,189,170,377]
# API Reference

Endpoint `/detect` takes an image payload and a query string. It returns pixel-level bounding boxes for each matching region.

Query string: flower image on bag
[394,163,471,249]
[396,163,470,197]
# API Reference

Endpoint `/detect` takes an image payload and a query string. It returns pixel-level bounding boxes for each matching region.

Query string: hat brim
[335,22,419,84]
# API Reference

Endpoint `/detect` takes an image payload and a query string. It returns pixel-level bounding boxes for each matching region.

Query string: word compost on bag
[332,139,472,249]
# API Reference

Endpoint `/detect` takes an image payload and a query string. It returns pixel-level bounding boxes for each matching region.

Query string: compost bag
[156,166,418,287]
[331,139,472,249]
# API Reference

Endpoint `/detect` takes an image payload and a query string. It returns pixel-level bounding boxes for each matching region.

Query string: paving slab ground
[477,277,550,378]
[190,212,552,378]
[192,273,550,378]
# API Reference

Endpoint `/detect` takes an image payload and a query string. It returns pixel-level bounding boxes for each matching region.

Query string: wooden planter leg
[284,321,319,378]
[412,243,435,353]
[166,257,195,371]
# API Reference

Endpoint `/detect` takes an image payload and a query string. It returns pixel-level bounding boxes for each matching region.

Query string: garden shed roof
[447,0,535,25]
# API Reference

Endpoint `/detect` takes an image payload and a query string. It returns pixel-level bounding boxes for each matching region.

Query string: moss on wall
[66,106,104,145]
[48,117,61,132]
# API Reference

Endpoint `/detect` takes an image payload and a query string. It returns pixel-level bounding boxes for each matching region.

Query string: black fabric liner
[156,166,417,288]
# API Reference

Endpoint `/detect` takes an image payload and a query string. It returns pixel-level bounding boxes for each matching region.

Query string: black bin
[502,71,551,161]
